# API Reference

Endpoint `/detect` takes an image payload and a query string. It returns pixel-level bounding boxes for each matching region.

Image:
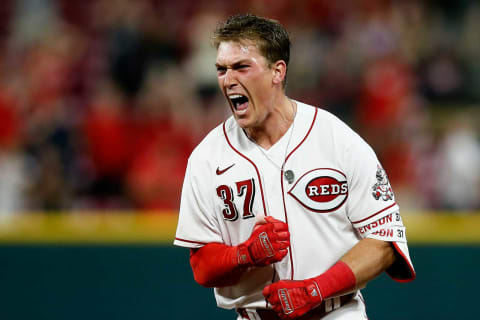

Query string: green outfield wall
[0,213,477,319]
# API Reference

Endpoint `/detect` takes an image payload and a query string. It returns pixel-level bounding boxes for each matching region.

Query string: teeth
[228,94,248,112]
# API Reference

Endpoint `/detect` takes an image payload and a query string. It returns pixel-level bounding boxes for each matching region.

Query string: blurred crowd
[0,0,479,214]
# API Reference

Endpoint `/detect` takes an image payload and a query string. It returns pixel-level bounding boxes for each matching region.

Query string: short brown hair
[212,14,291,85]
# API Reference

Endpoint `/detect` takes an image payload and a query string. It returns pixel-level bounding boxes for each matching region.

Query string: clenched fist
[237,216,290,267]
[263,278,323,319]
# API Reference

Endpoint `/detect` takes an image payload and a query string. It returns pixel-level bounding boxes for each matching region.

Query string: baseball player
[174,14,415,320]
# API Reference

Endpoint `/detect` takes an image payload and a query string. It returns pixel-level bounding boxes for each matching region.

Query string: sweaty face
[215,41,275,129]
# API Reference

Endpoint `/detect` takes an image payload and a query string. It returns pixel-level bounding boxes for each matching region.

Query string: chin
[235,119,250,129]
[232,114,246,125]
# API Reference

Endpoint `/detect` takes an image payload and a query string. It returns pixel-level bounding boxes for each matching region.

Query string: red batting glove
[237,216,290,267]
[263,261,357,319]
[263,279,323,319]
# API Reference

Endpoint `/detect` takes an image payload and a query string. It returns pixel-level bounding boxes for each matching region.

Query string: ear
[271,60,287,86]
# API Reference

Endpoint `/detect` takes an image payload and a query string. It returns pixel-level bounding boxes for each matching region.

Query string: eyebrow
[215,59,251,69]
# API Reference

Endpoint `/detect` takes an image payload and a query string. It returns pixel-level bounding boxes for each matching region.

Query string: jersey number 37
[216,179,256,221]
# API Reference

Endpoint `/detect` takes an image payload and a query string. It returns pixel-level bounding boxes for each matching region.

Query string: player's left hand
[263,278,323,319]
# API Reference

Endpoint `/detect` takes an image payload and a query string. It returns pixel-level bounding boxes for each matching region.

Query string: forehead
[216,40,266,65]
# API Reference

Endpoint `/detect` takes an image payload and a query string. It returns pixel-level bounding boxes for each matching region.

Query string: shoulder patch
[372,165,394,201]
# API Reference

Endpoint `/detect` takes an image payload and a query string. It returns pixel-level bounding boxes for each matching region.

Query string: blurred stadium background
[0,0,478,319]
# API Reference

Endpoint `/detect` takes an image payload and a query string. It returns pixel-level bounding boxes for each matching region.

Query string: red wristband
[313,261,356,299]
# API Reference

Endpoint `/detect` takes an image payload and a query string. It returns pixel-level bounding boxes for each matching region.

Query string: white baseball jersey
[174,102,415,319]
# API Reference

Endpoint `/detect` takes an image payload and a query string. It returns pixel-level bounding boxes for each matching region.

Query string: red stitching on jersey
[351,203,397,224]
[285,107,318,162]
[282,107,318,280]
[174,237,208,245]
[222,122,267,216]
[280,169,295,280]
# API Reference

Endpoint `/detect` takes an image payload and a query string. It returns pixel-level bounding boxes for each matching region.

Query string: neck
[246,96,296,149]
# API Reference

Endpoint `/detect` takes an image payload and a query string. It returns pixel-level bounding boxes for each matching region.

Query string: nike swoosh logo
[216,164,235,175]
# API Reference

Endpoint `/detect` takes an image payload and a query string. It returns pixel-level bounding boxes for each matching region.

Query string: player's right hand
[237,216,290,267]
[263,278,323,319]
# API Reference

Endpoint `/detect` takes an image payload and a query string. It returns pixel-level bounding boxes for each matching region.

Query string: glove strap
[249,231,275,261]
[305,280,323,304]
[236,245,252,267]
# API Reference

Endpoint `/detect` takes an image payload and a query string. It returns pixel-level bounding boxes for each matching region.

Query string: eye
[216,66,227,75]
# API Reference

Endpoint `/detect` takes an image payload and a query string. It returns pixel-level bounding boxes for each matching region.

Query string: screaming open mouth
[229,94,249,115]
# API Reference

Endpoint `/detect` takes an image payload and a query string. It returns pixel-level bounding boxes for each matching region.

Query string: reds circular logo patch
[288,168,348,212]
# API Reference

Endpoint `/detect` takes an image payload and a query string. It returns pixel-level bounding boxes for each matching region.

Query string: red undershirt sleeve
[189,243,246,288]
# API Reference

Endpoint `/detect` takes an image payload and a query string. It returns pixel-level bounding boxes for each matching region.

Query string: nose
[223,69,237,89]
